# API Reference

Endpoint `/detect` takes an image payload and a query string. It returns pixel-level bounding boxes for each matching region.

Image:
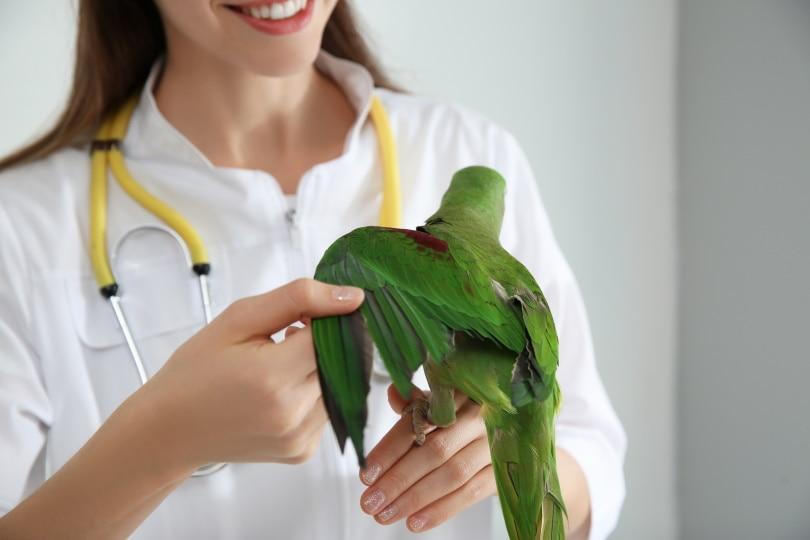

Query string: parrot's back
[312,166,566,540]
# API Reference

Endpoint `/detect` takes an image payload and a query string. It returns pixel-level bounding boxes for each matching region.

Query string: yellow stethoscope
[89,93,401,476]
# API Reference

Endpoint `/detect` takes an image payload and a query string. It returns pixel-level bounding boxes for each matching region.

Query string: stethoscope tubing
[88,91,401,478]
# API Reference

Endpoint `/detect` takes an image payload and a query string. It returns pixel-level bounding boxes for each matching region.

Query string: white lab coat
[0,50,626,539]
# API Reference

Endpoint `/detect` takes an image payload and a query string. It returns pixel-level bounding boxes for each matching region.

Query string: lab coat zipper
[284,205,301,250]
[284,204,309,281]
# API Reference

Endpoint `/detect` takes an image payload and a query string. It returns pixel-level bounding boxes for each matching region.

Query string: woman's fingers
[360,401,484,515]
[386,385,424,415]
[363,392,476,486]
[371,437,491,525]
[143,278,363,468]
[403,465,497,533]
[385,384,467,415]
[274,372,324,430]
[261,326,319,383]
[214,278,364,342]
[271,395,328,463]
[360,411,438,486]
[284,324,304,339]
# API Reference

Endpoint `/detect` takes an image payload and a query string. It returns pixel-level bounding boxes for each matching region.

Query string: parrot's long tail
[483,385,566,540]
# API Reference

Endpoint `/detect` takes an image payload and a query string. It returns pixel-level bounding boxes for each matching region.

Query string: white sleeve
[489,128,627,539]
[0,200,52,515]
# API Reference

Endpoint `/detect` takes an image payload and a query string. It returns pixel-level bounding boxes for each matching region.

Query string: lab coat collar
[125,49,376,170]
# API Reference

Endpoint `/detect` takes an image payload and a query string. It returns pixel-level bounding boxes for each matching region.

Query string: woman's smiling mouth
[224,0,314,35]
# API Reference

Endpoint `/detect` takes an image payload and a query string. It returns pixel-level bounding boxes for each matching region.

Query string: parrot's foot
[403,398,431,446]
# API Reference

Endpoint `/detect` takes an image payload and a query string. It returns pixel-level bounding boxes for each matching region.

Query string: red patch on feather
[380,227,449,253]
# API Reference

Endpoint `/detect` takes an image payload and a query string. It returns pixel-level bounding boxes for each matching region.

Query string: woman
[0,1,626,538]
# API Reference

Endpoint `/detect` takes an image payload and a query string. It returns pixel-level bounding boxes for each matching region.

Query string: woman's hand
[358,386,594,537]
[0,278,364,540]
[358,385,497,533]
[136,277,365,472]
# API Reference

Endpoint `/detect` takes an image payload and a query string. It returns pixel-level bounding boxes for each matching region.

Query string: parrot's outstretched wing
[312,226,526,463]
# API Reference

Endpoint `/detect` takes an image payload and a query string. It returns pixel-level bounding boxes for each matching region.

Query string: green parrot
[311,165,566,540]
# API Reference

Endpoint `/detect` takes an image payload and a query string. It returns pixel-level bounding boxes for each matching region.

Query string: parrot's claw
[403,398,431,446]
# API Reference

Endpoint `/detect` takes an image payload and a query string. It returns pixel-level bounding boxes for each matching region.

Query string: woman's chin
[237,44,322,78]
[214,0,334,77]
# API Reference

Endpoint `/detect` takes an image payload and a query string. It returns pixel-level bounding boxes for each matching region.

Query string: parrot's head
[428,166,507,237]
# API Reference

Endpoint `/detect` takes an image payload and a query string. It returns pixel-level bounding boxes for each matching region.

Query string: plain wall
[678,1,810,538]
[352,1,678,538]
[0,0,76,156]
[0,2,680,538]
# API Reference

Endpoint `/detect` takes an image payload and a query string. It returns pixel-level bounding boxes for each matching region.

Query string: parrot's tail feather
[538,460,567,540]
[484,397,566,540]
[540,491,566,540]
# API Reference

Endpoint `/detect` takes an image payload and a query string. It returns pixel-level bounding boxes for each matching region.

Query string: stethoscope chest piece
[108,223,223,477]
[108,225,211,383]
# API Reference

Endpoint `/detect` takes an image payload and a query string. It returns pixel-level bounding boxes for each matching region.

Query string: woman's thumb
[215,278,364,341]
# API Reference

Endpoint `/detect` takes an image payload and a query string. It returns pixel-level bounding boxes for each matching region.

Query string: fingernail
[333,286,363,302]
[378,504,398,522]
[408,516,427,531]
[362,489,385,513]
[360,463,381,485]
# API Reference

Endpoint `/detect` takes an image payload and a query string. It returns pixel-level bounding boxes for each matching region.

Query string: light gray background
[0,0,77,154]
[1,1,808,539]
[678,1,810,538]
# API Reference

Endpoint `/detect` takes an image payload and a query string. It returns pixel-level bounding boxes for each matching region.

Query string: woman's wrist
[0,386,196,539]
[119,381,202,486]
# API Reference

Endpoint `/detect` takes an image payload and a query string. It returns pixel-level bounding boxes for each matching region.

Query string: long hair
[0,1,396,173]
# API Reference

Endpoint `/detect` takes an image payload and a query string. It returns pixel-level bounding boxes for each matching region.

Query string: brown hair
[0,0,396,173]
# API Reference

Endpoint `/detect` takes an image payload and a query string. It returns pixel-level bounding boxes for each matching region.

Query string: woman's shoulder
[374,88,524,170]
[0,144,90,215]
[0,145,90,276]
[376,88,495,126]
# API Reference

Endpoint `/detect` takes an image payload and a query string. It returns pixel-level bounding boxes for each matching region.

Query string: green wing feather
[312,226,526,462]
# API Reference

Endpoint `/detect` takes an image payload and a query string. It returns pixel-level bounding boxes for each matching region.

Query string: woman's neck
[153,50,356,194]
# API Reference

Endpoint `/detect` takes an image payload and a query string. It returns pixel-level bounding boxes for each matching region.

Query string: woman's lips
[225,0,314,36]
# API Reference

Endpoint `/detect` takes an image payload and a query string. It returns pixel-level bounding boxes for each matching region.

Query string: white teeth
[240,1,305,21]
[269,3,284,18]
